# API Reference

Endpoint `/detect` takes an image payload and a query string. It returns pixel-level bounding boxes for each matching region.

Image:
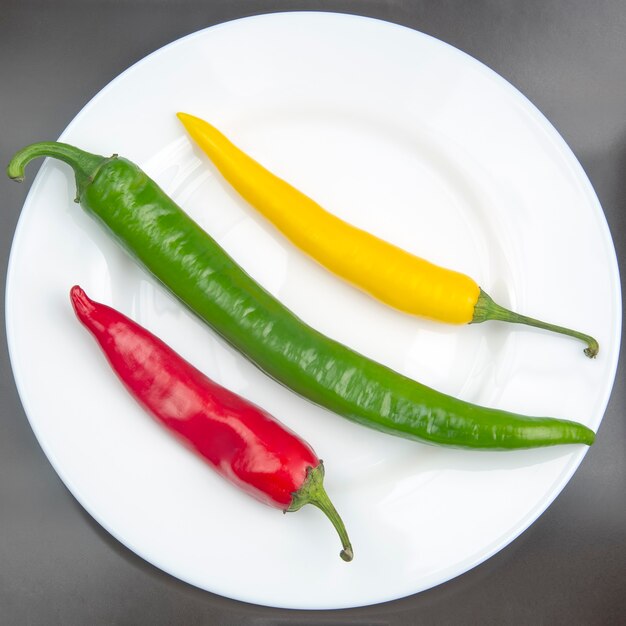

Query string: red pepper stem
[287,462,353,562]
[7,141,108,201]
[471,289,599,358]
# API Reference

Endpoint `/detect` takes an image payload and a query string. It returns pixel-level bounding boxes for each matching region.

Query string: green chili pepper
[8,142,595,450]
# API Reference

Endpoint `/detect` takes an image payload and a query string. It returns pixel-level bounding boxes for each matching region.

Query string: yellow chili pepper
[177,112,599,357]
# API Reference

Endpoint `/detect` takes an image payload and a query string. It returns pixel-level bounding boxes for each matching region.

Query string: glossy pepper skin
[70,285,353,561]
[177,112,599,357]
[8,142,595,449]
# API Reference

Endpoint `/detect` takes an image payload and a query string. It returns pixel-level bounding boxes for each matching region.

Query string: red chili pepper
[70,285,353,561]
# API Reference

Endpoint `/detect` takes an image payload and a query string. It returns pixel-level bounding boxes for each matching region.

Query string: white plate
[6,12,621,610]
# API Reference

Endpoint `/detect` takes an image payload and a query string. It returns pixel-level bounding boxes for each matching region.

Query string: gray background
[1,1,624,624]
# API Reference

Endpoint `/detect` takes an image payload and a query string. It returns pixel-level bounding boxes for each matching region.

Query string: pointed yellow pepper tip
[177,112,205,144]
[176,112,214,139]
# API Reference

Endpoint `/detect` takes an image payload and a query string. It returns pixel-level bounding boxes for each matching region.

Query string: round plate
[6,12,621,610]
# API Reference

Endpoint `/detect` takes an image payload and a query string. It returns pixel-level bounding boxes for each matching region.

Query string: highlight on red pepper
[70,285,353,562]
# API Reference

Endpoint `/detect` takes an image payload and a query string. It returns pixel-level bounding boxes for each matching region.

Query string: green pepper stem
[472,289,599,358]
[7,141,107,200]
[288,462,353,562]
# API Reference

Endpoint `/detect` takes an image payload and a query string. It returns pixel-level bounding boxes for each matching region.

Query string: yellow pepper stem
[471,289,599,358]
